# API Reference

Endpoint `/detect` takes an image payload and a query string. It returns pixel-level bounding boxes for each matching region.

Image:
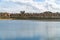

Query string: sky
[0,0,60,13]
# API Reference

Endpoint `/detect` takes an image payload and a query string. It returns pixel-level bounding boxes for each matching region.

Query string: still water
[0,20,60,40]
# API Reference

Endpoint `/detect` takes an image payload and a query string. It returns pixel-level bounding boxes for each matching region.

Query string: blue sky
[33,0,45,2]
[0,0,60,13]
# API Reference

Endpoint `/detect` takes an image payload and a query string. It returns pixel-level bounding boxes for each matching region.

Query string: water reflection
[0,20,60,40]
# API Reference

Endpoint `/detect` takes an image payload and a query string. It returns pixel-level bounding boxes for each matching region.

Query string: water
[0,20,60,40]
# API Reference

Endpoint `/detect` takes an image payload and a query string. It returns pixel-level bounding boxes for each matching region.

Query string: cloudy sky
[0,0,60,13]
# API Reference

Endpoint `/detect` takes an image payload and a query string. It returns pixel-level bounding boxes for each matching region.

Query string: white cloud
[0,0,60,13]
[46,0,60,12]
[3,0,33,3]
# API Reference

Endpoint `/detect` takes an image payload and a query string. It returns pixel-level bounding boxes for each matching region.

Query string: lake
[0,20,60,40]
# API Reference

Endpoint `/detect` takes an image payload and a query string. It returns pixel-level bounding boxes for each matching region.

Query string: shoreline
[0,18,60,21]
[0,18,13,20]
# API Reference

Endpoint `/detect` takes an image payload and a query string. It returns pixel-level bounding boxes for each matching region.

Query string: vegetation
[0,11,60,20]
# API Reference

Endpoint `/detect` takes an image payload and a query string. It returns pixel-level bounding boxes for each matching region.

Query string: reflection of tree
[46,22,49,40]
